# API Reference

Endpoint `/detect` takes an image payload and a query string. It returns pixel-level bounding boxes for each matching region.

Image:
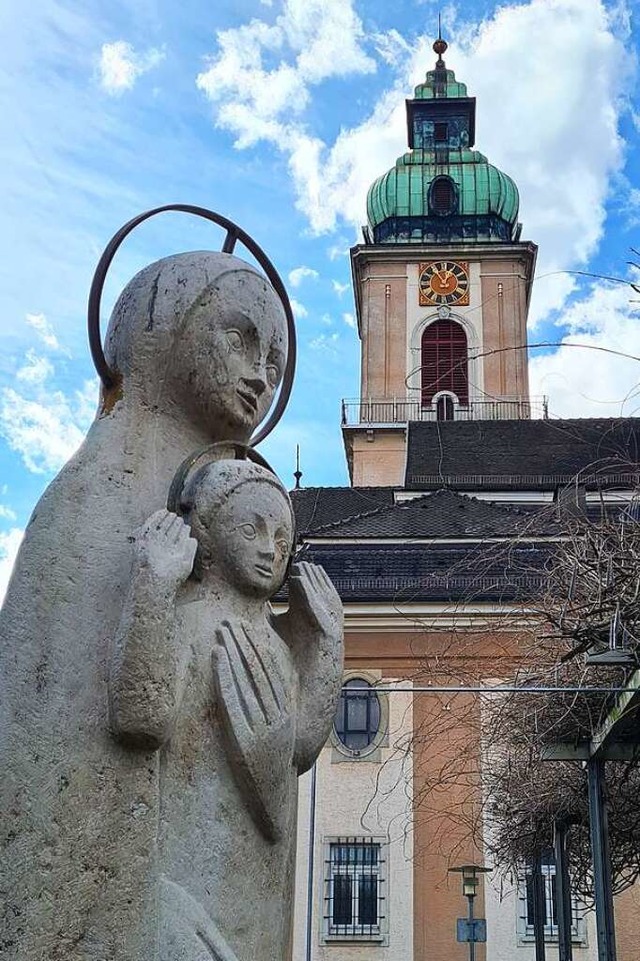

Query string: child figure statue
[109,452,343,961]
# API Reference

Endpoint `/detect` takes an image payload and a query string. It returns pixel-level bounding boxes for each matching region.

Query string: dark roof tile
[405,418,640,490]
[308,489,559,539]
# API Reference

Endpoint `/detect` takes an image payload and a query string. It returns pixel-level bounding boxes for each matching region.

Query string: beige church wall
[349,429,406,487]
[292,679,414,961]
[480,258,530,402]
[358,260,408,401]
[614,882,640,961]
[340,625,532,961]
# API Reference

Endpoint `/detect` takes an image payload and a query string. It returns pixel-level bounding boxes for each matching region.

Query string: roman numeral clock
[418,261,469,307]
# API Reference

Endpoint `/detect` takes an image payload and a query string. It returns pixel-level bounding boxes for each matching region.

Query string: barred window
[324,838,386,940]
[518,855,585,943]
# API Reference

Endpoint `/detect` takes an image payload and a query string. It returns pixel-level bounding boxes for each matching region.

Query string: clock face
[418,261,470,307]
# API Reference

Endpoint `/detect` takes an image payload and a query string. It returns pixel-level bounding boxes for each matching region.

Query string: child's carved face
[188,465,293,598]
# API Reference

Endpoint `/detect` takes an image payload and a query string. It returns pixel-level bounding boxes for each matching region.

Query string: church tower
[343,35,538,486]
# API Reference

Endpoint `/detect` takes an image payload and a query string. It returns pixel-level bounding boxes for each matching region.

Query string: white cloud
[0,527,24,605]
[0,504,17,522]
[332,280,350,297]
[0,378,98,475]
[309,332,339,351]
[16,350,54,385]
[25,312,63,352]
[343,312,356,328]
[199,0,632,329]
[290,298,308,319]
[529,282,640,417]
[197,0,375,129]
[98,40,165,96]
[288,265,319,287]
[327,242,349,261]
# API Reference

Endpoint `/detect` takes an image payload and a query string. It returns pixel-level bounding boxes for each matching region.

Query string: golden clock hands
[436,269,453,290]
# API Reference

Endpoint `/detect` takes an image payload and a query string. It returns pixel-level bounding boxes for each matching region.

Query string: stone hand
[134,509,197,587]
[213,620,291,737]
[287,561,341,639]
[212,620,294,841]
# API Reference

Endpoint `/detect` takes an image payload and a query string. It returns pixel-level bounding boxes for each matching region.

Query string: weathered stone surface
[109,459,343,959]
[0,251,343,960]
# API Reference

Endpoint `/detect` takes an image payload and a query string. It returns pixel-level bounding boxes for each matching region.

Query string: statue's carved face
[193,474,293,598]
[176,271,286,442]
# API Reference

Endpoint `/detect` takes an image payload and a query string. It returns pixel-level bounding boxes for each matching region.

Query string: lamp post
[449,865,492,961]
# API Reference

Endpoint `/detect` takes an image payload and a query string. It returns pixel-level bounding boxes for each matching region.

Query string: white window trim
[516,861,587,945]
[321,836,389,944]
[330,671,389,762]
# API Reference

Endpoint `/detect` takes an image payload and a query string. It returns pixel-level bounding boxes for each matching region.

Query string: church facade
[287,37,640,961]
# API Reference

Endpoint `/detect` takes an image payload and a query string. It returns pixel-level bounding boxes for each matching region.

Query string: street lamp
[449,864,492,961]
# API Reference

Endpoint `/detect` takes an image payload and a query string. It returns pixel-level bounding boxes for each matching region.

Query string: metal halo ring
[166,440,298,587]
[87,204,296,447]
[166,441,276,516]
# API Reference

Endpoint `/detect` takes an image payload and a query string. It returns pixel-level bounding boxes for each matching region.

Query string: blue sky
[0,0,639,594]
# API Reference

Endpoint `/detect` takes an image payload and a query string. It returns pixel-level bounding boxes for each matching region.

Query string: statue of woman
[109,456,342,960]
[0,251,300,959]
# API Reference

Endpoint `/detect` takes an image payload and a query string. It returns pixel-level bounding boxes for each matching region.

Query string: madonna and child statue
[0,206,344,960]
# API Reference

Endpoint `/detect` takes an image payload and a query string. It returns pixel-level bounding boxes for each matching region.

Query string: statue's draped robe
[0,411,296,961]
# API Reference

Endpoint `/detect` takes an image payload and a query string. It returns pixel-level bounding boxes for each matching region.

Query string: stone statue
[110,456,342,959]
[0,242,344,960]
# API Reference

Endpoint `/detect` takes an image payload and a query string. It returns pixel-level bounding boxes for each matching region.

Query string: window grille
[421,319,469,406]
[333,678,381,753]
[324,838,386,939]
[518,855,585,943]
[430,176,456,215]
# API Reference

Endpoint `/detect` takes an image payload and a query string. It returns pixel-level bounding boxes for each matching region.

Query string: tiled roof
[307,489,559,539]
[290,486,395,535]
[282,541,551,602]
[404,418,640,490]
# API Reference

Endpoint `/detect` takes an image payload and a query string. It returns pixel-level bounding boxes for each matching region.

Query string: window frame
[330,672,389,761]
[517,858,586,945]
[428,174,458,216]
[421,317,469,408]
[322,836,388,943]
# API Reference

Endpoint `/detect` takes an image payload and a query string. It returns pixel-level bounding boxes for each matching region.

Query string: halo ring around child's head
[167,442,279,517]
[87,204,296,447]
[168,442,298,585]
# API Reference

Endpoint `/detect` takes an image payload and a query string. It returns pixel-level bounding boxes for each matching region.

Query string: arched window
[334,678,381,754]
[435,394,455,421]
[421,319,469,408]
[429,176,457,216]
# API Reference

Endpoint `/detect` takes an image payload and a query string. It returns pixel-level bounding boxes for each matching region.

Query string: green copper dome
[365,43,521,245]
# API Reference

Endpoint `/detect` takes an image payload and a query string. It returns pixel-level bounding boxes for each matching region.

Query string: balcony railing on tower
[341,395,548,426]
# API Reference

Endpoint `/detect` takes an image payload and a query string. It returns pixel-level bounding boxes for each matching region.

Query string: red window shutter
[421,319,469,406]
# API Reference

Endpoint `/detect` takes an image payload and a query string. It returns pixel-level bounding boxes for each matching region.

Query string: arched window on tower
[421,319,469,412]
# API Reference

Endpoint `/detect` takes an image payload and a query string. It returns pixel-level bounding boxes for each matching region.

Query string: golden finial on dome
[433,13,448,63]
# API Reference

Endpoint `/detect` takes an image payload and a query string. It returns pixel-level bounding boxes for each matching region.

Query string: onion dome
[365,36,521,244]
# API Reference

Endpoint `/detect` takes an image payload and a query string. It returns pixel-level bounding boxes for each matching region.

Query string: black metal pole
[531,852,546,961]
[554,821,573,961]
[588,758,617,961]
[467,893,475,961]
